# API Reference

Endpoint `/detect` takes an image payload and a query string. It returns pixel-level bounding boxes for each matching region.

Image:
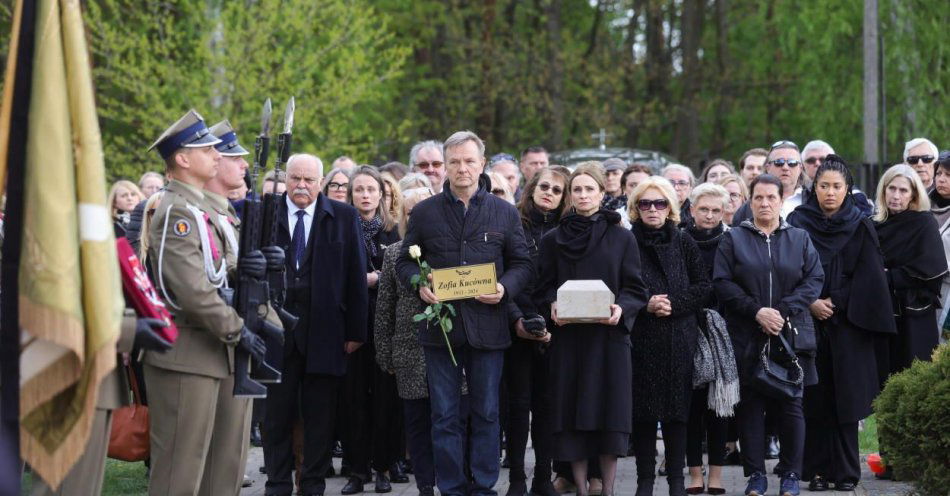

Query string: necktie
[202,213,221,260]
[291,210,306,269]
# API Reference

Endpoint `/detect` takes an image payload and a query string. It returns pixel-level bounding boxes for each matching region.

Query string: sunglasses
[804,156,826,166]
[770,140,800,151]
[637,199,669,211]
[414,160,444,169]
[769,159,801,168]
[906,155,935,166]
[537,182,563,195]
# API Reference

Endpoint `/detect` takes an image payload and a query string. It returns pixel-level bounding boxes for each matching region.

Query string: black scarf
[631,219,676,247]
[526,204,561,232]
[684,220,726,248]
[601,194,627,212]
[787,193,864,263]
[359,215,383,258]
[875,209,946,280]
[929,188,950,209]
[555,209,620,261]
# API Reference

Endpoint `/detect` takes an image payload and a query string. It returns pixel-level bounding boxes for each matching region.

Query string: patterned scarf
[359,215,383,258]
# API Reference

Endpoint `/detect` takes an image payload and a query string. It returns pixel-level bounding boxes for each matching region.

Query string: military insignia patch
[173,219,192,237]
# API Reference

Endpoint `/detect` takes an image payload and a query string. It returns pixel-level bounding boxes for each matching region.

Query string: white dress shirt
[287,195,317,247]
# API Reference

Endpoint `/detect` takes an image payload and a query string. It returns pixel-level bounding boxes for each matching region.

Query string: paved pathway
[240,443,913,496]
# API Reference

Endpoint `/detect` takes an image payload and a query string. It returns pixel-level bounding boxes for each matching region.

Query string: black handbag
[750,320,804,400]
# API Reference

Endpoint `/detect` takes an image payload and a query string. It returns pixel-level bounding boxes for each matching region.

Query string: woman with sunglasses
[787,156,896,492]
[714,174,824,496]
[903,137,939,192]
[626,177,712,496]
[502,166,570,496]
[535,164,648,496]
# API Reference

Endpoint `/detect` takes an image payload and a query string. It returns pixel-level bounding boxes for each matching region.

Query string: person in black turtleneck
[535,164,649,496]
[680,183,731,495]
[627,177,711,496]
[502,166,571,496]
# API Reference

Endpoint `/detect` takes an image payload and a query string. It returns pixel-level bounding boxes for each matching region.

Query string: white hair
[661,163,697,186]
[409,140,443,169]
[903,137,939,162]
[802,140,835,158]
[689,183,729,209]
[398,172,432,192]
[443,130,485,159]
[287,153,324,173]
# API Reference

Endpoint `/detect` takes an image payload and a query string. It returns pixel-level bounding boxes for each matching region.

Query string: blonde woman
[873,165,946,380]
[717,175,747,226]
[488,171,515,204]
[109,179,145,226]
[381,174,403,223]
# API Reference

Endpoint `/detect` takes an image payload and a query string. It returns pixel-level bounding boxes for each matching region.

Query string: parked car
[549,147,677,174]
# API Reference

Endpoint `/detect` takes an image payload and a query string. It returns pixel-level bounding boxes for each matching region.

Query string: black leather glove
[238,326,266,363]
[261,245,285,272]
[239,250,267,279]
[522,314,548,337]
[134,318,173,352]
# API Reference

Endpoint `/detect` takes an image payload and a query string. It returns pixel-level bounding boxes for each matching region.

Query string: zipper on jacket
[766,234,773,308]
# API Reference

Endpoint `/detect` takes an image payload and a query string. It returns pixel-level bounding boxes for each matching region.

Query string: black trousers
[686,387,728,467]
[504,339,553,482]
[404,398,436,489]
[633,421,687,481]
[342,343,374,478]
[372,366,404,472]
[263,343,340,495]
[737,386,804,477]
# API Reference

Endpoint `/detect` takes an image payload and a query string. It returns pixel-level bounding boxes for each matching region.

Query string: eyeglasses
[729,192,743,200]
[669,180,690,188]
[637,199,669,211]
[804,156,826,166]
[906,155,935,166]
[770,140,800,151]
[414,160,444,170]
[491,188,507,197]
[327,181,349,191]
[537,182,563,195]
[769,159,801,168]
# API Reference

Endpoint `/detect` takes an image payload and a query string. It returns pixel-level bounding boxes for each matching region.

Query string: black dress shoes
[374,471,392,493]
[389,463,409,483]
[418,486,435,496]
[341,476,365,495]
[834,481,857,491]
[808,476,829,491]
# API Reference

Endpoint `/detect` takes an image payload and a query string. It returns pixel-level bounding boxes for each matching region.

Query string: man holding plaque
[397,130,532,496]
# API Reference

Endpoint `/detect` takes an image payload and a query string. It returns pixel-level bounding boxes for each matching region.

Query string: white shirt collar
[286,194,317,218]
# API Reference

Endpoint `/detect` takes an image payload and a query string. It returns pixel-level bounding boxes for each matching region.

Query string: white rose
[409,245,422,259]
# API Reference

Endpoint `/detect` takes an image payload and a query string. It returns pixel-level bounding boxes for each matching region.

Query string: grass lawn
[859,414,879,454]
[21,459,147,496]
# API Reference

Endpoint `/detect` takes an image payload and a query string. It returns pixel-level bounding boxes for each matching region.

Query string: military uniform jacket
[146,179,243,379]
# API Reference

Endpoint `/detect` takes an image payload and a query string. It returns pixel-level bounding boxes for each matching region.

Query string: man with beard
[262,153,368,496]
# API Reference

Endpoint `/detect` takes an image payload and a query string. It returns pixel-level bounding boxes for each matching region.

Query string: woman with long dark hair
[503,167,570,496]
[787,156,897,492]
[535,164,648,496]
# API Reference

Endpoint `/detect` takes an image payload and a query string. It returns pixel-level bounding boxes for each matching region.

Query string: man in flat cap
[144,110,269,495]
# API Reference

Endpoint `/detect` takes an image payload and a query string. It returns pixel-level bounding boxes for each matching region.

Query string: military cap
[148,109,222,159]
[209,120,250,157]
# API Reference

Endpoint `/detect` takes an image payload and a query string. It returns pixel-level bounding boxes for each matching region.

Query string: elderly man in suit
[262,153,368,496]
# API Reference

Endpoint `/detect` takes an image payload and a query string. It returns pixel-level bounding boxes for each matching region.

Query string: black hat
[148,109,221,159]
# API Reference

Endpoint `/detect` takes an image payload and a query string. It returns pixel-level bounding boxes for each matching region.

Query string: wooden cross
[590,128,613,150]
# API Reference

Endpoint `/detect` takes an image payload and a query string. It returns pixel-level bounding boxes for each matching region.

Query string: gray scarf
[693,308,740,417]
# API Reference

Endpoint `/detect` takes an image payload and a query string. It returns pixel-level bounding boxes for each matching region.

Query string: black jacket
[278,193,369,376]
[397,174,533,350]
[713,219,824,384]
[508,206,561,323]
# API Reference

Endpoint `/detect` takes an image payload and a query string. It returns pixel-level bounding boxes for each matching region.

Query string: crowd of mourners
[107,130,948,496]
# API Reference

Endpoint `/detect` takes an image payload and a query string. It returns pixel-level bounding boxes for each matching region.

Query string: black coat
[396,174,533,350]
[508,206,561,322]
[630,221,711,422]
[788,211,897,422]
[278,193,369,376]
[534,212,649,434]
[713,219,824,385]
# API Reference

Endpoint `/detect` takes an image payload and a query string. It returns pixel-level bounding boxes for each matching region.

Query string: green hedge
[873,344,950,494]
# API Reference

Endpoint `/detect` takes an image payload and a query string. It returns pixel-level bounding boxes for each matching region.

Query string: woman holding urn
[627,177,712,496]
[534,164,648,496]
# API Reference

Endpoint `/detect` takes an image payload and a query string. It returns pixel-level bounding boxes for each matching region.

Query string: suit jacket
[277,193,368,376]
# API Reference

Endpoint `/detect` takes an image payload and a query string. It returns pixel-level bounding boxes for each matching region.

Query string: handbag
[749,319,804,400]
[108,364,150,461]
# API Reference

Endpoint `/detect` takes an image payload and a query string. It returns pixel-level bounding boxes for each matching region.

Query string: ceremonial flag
[1,0,124,490]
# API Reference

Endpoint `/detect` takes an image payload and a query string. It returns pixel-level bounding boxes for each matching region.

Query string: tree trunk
[863,0,880,165]
[673,0,704,165]
[544,0,565,149]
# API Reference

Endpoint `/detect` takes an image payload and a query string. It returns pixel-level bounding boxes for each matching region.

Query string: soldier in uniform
[145,110,269,496]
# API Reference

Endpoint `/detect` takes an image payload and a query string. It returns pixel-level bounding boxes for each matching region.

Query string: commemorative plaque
[431,263,498,301]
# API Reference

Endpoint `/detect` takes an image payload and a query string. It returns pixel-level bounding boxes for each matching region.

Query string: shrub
[873,344,950,495]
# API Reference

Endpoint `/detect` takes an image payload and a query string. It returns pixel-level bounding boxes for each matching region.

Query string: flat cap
[148,109,221,159]
[603,157,627,172]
